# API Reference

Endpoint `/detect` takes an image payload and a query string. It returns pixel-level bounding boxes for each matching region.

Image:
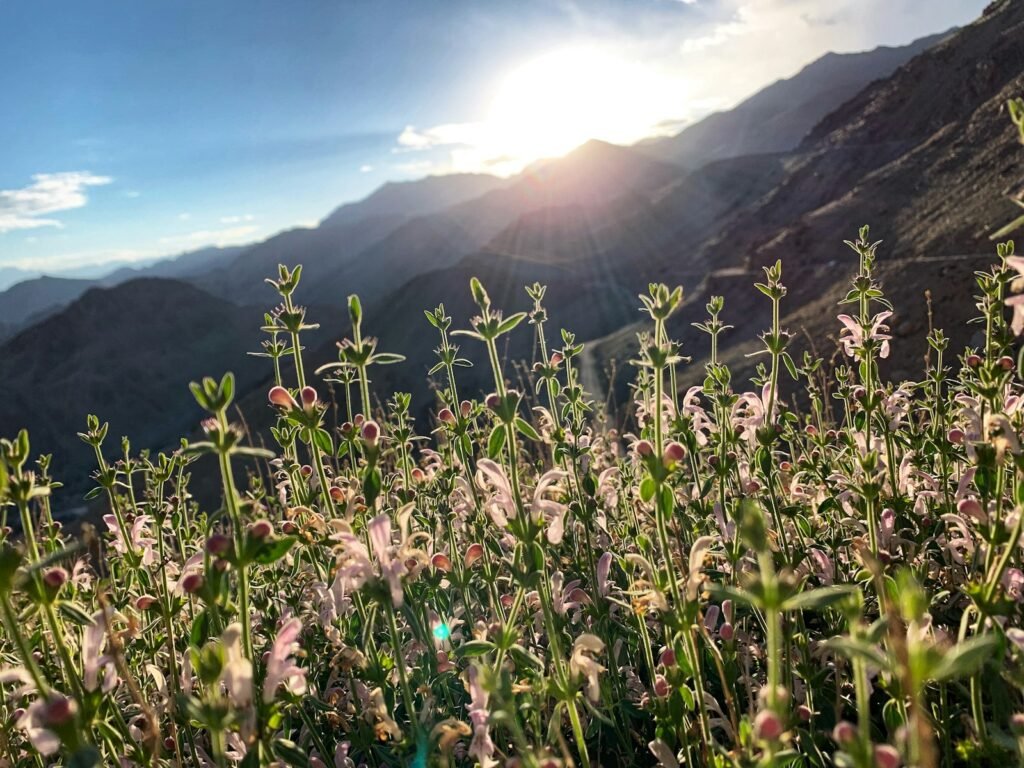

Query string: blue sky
[0,0,988,272]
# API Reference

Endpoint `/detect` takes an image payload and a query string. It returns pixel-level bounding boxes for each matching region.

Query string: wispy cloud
[219,213,255,224]
[0,172,112,233]
[159,224,260,248]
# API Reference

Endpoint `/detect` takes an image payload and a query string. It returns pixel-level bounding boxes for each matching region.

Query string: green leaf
[496,312,528,335]
[639,476,656,503]
[273,739,310,768]
[824,637,891,671]
[312,428,334,455]
[253,536,297,565]
[487,425,505,459]
[515,417,541,441]
[455,640,496,658]
[780,584,859,613]
[58,601,95,626]
[928,635,1001,682]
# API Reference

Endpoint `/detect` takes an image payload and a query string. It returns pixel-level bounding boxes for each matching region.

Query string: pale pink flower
[262,618,307,703]
[570,633,606,703]
[103,514,156,566]
[836,311,892,358]
[219,623,253,707]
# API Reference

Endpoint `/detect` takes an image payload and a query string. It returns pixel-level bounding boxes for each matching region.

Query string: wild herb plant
[3,106,1024,768]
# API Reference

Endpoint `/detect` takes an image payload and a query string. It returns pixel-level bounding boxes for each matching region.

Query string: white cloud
[159,224,260,248]
[219,213,255,224]
[4,247,156,272]
[0,172,112,233]
[393,160,435,174]
[359,164,374,173]
[178,212,191,221]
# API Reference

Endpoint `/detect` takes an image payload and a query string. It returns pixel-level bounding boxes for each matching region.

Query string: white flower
[262,618,307,703]
[570,633,606,703]
[219,623,253,707]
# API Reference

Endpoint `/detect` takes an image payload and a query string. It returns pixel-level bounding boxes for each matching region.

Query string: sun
[459,46,680,175]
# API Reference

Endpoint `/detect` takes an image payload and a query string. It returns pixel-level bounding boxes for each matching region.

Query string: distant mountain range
[2,1,1021,507]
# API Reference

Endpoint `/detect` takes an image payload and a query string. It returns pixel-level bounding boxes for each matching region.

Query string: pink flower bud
[635,440,654,457]
[354,413,365,427]
[659,647,676,668]
[1000,355,1015,371]
[250,519,273,540]
[42,567,68,589]
[796,704,812,722]
[340,420,353,434]
[465,543,484,567]
[654,674,670,698]
[135,594,158,611]
[181,573,204,595]
[431,553,453,572]
[873,744,901,768]
[206,533,231,556]
[268,386,297,410]
[722,599,733,623]
[460,400,472,417]
[438,407,456,425]
[41,694,77,727]
[300,464,313,477]
[947,427,965,444]
[500,593,514,609]
[411,468,426,484]
[550,352,564,366]
[300,386,318,408]
[719,622,734,641]
[832,721,857,745]
[281,521,299,535]
[754,710,784,742]
[967,354,982,368]
[805,424,818,436]
[663,441,685,464]
[485,393,501,410]
[329,486,345,502]
[361,420,380,446]
[779,461,793,472]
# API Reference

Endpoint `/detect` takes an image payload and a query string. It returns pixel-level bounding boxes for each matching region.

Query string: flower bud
[329,486,346,502]
[438,407,456,425]
[465,543,484,567]
[411,468,426,484]
[281,521,299,535]
[300,386,318,408]
[460,400,472,417]
[300,464,313,477]
[999,355,1015,371]
[659,647,676,668]
[250,519,273,540]
[361,420,380,446]
[663,441,685,465]
[354,413,365,427]
[805,424,818,436]
[635,440,654,457]
[654,674,670,698]
[873,744,901,768]
[753,709,784,742]
[500,593,514,609]
[42,567,68,589]
[832,721,857,745]
[796,704,812,722]
[41,694,77,727]
[719,622,734,641]
[431,553,453,572]
[947,427,965,444]
[135,594,158,611]
[550,352,564,366]
[268,386,297,410]
[1010,712,1024,736]
[206,533,231,556]
[485,393,501,410]
[966,354,982,368]
[779,461,793,472]
[181,573,204,595]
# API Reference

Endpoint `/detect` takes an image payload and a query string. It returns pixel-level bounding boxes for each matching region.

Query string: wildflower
[300,386,318,408]
[569,633,606,703]
[649,740,680,768]
[83,610,119,693]
[754,709,784,741]
[465,543,484,567]
[596,551,614,598]
[366,686,402,741]
[368,513,406,607]
[873,744,902,768]
[219,623,254,707]
[832,721,857,745]
[268,385,298,410]
[836,311,892,358]
[465,666,497,768]
[103,514,157,566]
[361,420,380,446]
[263,617,307,702]
[686,536,715,600]
[1004,255,1024,334]
[531,469,568,544]
[0,669,62,756]
[984,412,1021,461]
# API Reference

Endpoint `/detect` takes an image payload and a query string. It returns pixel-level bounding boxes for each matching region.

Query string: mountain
[589,0,1024,402]
[0,266,42,292]
[0,245,250,342]
[640,30,952,168]
[320,173,506,229]
[0,279,267,498]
